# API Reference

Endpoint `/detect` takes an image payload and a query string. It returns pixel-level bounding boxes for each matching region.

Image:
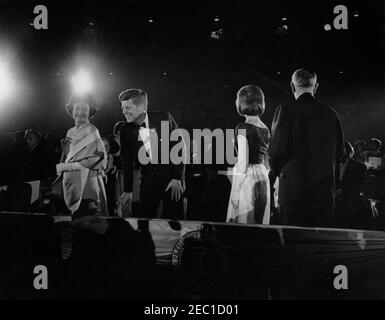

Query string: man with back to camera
[269,69,345,227]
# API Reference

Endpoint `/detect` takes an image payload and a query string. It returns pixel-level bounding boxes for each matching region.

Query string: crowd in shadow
[334,139,385,230]
[0,212,167,299]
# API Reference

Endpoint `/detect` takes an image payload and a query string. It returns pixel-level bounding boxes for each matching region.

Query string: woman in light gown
[56,94,108,219]
[227,85,271,224]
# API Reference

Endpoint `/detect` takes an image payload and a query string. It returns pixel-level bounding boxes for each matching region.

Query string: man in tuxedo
[269,69,344,227]
[118,89,185,219]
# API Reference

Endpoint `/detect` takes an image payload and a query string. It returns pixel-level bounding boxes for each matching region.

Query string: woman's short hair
[236,85,265,116]
[66,94,97,118]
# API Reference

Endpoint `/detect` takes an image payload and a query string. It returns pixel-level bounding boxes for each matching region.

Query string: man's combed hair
[236,85,265,116]
[292,69,317,88]
[119,88,147,106]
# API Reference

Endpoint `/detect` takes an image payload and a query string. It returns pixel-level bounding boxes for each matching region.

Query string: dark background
[0,0,384,144]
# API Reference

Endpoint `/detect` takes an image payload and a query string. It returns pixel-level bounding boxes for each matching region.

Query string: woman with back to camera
[56,94,109,222]
[227,85,271,225]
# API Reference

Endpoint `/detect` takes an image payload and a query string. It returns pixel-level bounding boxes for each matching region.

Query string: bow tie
[136,122,146,129]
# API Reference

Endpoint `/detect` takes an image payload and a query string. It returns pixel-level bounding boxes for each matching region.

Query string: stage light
[70,69,94,94]
[210,28,224,40]
[0,63,16,102]
[148,17,154,23]
[324,24,332,31]
[282,16,287,21]
[354,12,359,18]
[214,16,220,22]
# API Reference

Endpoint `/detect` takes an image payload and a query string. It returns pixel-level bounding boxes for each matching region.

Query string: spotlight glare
[0,64,15,102]
[70,70,94,94]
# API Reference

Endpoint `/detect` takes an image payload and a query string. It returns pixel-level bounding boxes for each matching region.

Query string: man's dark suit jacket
[269,93,344,227]
[339,158,367,194]
[119,111,185,218]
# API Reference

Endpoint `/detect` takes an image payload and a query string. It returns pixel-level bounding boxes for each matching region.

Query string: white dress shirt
[138,113,153,160]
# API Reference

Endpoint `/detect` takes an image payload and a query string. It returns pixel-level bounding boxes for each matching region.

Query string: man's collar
[143,113,149,128]
[134,112,148,127]
[295,92,314,100]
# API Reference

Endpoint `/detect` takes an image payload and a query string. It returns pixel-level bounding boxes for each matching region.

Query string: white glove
[56,162,84,174]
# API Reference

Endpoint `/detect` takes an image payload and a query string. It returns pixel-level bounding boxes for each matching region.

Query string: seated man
[365,138,385,200]
[335,141,371,229]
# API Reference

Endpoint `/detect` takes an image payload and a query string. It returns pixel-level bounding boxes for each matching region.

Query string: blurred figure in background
[353,140,367,164]
[365,138,385,200]
[112,121,126,213]
[23,129,45,181]
[25,129,43,152]
[6,130,26,183]
[13,130,26,153]
[335,141,371,229]
[365,138,383,168]
[102,135,120,216]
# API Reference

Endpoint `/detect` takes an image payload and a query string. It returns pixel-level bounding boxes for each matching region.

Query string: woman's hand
[61,137,71,154]
[56,162,84,174]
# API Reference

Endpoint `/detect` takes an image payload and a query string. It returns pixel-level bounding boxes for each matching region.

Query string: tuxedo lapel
[148,119,156,131]
[146,114,159,163]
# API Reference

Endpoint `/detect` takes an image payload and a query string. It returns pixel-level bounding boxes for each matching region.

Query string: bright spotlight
[70,69,94,94]
[0,63,16,102]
